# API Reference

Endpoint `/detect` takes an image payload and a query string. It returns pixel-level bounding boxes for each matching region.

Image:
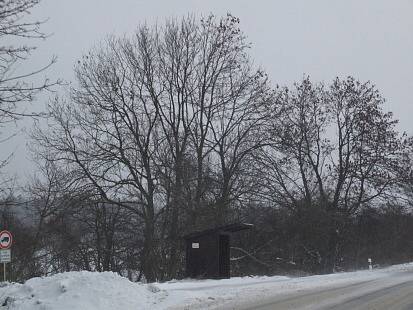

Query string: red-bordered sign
[0,231,13,249]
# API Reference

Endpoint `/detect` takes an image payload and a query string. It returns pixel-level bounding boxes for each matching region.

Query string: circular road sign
[0,230,12,249]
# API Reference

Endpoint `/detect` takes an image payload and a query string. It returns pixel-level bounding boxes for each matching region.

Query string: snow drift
[0,271,170,310]
[1,263,413,310]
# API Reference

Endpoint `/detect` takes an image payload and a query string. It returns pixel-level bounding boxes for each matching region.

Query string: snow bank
[0,271,171,310]
[1,263,412,310]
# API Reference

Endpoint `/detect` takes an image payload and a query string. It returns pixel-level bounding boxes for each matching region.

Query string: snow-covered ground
[1,263,412,310]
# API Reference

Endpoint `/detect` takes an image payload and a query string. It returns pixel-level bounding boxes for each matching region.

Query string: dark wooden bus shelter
[184,223,253,279]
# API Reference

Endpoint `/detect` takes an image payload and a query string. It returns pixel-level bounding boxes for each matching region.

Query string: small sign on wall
[192,243,199,249]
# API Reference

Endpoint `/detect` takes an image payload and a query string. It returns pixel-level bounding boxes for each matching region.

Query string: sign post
[368,258,372,271]
[0,231,13,282]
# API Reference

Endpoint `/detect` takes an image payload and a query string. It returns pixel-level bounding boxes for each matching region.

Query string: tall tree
[33,14,271,281]
[257,77,407,272]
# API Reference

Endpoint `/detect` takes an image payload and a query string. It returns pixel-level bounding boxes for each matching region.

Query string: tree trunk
[141,219,157,282]
[322,223,339,274]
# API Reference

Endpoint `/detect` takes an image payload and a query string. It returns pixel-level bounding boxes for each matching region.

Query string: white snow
[1,263,412,310]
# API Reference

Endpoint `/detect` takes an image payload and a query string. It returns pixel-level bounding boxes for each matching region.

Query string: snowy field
[1,263,413,310]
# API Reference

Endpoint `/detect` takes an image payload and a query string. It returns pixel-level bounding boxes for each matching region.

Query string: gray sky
[2,0,413,182]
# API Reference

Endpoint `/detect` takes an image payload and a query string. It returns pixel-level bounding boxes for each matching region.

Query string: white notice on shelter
[0,249,11,263]
[192,243,199,249]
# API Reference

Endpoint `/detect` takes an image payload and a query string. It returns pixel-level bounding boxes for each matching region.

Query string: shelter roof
[183,223,253,239]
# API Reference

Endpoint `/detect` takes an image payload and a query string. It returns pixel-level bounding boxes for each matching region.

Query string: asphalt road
[231,271,413,310]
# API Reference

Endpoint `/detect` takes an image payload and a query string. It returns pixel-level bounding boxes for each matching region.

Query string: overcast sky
[2,0,413,182]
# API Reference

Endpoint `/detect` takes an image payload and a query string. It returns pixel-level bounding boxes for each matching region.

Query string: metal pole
[3,263,5,282]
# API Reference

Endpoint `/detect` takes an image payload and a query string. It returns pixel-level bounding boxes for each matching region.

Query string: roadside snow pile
[0,272,278,310]
[0,271,171,310]
[1,263,413,310]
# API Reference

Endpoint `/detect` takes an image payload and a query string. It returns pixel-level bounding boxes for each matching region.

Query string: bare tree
[0,0,60,121]
[0,0,60,198]
[33,14,272,281]
[257,77,407,272]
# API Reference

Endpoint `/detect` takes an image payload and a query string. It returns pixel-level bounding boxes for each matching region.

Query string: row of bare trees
[29,15,410,281]
[1,5,412,282]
